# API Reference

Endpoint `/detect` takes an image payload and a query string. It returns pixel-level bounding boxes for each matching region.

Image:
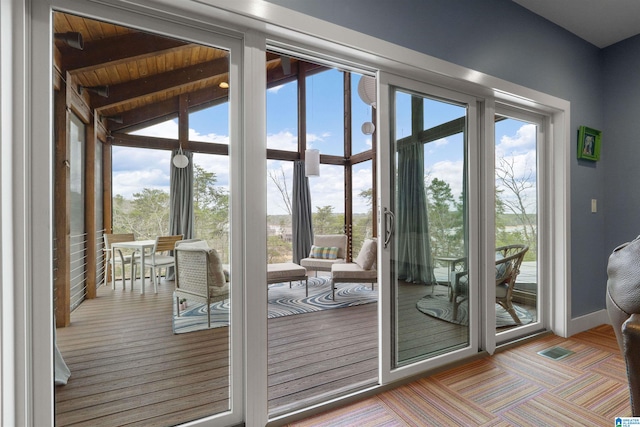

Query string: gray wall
[603,36,640,257]
[267,0,608,317]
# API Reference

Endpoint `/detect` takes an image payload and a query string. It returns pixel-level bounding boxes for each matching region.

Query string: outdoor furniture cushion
[309,245,339,259]
[176,242,227,288]
[267,262,307,283]
[355,238,377,270]
[331,263,377,281]
[300,234,348,273]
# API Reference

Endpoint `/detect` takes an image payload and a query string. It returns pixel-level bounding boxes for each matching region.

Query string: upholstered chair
[606,236,640,416]
[330,238,377,300]
[300,234,347,276]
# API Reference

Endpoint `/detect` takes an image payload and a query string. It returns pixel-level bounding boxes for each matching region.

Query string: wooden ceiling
[53,12,321,135]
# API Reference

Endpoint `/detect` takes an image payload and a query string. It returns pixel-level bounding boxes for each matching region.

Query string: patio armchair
[450,244,529,323]
[103,233,135,289]
[300,234,347,276]
[330,238,377,300]
[174,240,230,329]
[132,234,183,293]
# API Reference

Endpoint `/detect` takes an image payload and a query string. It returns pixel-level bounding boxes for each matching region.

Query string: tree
[192,163,229,260]
[131,188,171,238]
[426,178,463,256]
[313,205,343,235]
[268,166,292,216]
[495,156,537,256]
[352,188,373,255]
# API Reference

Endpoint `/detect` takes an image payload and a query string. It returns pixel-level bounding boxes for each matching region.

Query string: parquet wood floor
[285,324,632,427]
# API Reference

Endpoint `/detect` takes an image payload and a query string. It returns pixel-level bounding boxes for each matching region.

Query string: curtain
[292,160,314,264]
[396,141,434,284]
[168,149,194,278]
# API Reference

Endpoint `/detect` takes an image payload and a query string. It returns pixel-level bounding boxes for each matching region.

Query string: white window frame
[5,0,570,425]
[28,1,246,425]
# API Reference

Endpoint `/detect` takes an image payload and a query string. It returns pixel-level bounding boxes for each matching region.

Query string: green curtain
[396,141,434,284]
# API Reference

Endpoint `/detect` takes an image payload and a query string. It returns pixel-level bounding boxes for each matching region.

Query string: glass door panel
[53,11,239,426]
[265,52,378,417]
[495,113,541,340]
[391,88,470,367]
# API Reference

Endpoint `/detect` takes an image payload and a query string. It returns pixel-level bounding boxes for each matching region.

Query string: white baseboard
[568,309,610,336]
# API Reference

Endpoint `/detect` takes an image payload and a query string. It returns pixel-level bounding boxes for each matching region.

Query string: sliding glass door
[378,73,479,376]
[50,6,243,427]
[494,107,545,343]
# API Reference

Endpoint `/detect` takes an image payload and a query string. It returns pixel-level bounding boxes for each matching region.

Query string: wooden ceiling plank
[92,57,229,110]
[61,33,189,74]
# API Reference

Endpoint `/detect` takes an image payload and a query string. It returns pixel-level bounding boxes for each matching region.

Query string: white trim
[569,310,610,336]
[242,30,269,427]
[2,1,26,425]
[481,99,497,355]
[377,71,392,386]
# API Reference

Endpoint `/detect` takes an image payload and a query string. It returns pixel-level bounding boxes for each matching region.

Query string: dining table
[111,239,156,294]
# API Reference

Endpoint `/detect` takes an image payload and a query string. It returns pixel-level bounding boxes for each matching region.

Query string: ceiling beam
[91,56,229,110]
[60,32,189,74]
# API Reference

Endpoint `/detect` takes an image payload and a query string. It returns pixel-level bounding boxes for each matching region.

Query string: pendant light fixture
[357,75,377,108]
[361,121,375,135]
[305,148,320,177]
[172,145,189,168]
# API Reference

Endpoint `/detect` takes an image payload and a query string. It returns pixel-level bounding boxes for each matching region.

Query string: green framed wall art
[577,125,601,161]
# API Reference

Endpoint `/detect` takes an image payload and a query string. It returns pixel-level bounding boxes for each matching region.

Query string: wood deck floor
[55,278,509,425]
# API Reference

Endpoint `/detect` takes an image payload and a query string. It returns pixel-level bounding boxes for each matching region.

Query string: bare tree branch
[268,166,292,216]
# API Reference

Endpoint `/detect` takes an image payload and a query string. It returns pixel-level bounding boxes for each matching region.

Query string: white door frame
[377,71,481,383]
[6,0,570,425]
[28,1,246,425]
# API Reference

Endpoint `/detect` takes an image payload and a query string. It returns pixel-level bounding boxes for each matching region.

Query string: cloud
[427,160,465,200]
[265,161,374,215]
[190,129,229,144]
[130,119,178,139]
[496,123,536,157]
[113,168,170,198]
[268,130,298,151]
[268,84,284,94]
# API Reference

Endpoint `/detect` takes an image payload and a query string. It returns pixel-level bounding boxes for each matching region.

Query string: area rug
[416,293,533,327]
[173,276,378,334]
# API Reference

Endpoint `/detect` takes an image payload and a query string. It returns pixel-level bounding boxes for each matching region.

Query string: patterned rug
[173,277,378,334]
[416,293,534,327]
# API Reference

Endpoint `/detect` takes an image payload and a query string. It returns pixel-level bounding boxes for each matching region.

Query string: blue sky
[112,70,536,216]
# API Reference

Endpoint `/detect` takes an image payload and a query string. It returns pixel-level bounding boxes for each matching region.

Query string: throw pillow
[207,248,227,287]
[310,245,339,260]
[496,251,508,280]
[355,239,377,270]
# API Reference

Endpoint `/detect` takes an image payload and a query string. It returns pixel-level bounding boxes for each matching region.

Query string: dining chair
[132,234,183,293]
[103,233,135,289]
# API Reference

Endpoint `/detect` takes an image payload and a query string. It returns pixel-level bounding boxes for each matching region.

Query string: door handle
[383,207,395,249]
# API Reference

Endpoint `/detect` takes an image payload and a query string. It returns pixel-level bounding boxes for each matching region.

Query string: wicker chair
[174,241,229,328]
[450,244,529,323]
